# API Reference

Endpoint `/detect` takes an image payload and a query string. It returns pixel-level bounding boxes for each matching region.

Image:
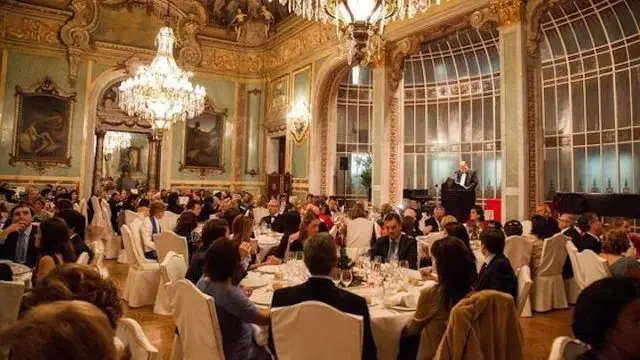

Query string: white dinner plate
[240,275,269,289]
[390,305,416,312]
[257,265,281,274]
[251,290,274,306]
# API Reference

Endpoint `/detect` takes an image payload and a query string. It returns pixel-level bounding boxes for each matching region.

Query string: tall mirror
[101,131,150,190]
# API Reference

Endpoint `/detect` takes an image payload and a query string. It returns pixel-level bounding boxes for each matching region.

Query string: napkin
[385,292,419,309]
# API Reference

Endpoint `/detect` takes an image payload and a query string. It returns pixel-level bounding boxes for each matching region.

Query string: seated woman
[400,236,477,360]
[572,277,640,359]
[600,229,640,279]
[33,196,52,223]
[444,222,472,250]
[33,218,74,285]
[272,211,320,260]
[465,206,486,240]
[527,215,554,276]
[174,211,200,258]
[232,215,281,271]
[197,239,271,360]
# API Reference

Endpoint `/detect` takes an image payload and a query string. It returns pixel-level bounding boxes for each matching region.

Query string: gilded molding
[5,15,59,45]
[489,0,524,27]
[60,0,99,86]
[388,94,399,203]
[386,34,423,92]
[525,0,562,56]
[526,60,538,215]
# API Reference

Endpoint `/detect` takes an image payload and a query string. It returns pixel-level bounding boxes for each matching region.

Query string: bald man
[260,199,284,232]
[454,161,478,190]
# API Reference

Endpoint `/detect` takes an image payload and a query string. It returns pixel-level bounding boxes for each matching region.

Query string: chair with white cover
[89,196,106,236]
[271,301,363,360]
[124,210,143,226]
[578,250,611,287]
[116,318,158,360]
[504,235,534,272]
[344,218,374,249]
[155,231,189,265]
[565,242,586,304]
[516,266,533,317]
[522,220,532,235]
[252,207,269,227]
[548,336,590,360]
[101,201,121,259]
[154,251,188,315]
[0,281,25,331]
[76,251,90,265]
[169,280,225,360]
[90,238,109,279]
[531,234,569,312]
[121,225,160,308]
[160,212,180,234]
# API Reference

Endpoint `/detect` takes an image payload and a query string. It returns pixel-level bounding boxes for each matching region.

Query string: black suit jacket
[455,170,478,190]
[268,278,377,360]
[474,253,517,301]
[260,214,285,233]
[0,226,39,268]
[370,234,418,269]
[575,233,602,254]
[424,216,440,233]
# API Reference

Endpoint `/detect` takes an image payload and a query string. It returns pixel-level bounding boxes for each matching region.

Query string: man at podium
[441,161,478,223]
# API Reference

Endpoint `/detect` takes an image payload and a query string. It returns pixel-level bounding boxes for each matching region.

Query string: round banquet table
[244,265,436,360]
[0,260,33,289]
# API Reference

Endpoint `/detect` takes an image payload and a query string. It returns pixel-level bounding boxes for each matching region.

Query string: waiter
[443,161,478,223]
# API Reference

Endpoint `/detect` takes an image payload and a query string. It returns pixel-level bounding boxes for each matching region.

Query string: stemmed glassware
[340,269,353,288]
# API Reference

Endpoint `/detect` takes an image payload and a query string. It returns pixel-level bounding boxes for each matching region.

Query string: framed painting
[10,77,76,170]
[179,97,228,175]
[267,74,289,124]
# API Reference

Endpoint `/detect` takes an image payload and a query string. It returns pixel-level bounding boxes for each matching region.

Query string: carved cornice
[60,0,99,86]
[489,0,524,27]
[386,34,423,92]
[525,0,562,56]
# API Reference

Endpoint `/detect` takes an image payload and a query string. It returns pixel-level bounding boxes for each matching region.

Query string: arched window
[334,67,374,201]
[403,27,501,202]
[541,0,640,199]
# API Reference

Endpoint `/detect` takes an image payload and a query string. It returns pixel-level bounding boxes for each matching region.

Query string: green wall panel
[0,51,87,177]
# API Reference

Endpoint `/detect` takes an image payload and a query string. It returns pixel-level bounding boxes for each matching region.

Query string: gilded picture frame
[179,97,228,176]
[10,77,76,171]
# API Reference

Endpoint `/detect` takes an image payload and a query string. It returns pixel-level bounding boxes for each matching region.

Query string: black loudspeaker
[339,157,349,170]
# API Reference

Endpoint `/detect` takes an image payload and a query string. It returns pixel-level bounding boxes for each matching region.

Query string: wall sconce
[287,100,310,145]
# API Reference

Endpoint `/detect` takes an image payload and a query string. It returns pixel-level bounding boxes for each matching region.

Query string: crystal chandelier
[118,21,206,130]
[104,131,132,155]
[272,0,441,65]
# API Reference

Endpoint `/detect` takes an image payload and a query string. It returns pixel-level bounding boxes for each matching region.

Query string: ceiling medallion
[273,0,442,65]
[118,3,206,130]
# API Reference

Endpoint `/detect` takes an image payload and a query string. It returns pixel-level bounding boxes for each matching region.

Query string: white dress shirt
[140,216,161,252]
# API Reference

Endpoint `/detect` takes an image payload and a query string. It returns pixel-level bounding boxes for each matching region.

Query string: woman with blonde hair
[0,300,120,360]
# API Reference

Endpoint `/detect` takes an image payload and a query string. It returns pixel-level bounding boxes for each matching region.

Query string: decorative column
[496,0,529,220]
[147,130,162,192]
[92,128,106,195]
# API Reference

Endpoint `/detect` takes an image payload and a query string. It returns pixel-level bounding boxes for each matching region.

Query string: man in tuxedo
[558,213,580,279]
[576,212,603,254]
[424,205,446,234]
[269,233,377,360]
[451,161,478,223]
[454,161,478,191]
[474,228,517,301]
[0,202,39,267]
[370,213,418,269]
[260,199,284,232]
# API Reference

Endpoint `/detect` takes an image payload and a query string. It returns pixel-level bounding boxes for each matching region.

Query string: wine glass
[331,267,342,287]
[341,269,353,288]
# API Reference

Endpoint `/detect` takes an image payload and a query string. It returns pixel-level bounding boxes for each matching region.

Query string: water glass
[341,269,353,288]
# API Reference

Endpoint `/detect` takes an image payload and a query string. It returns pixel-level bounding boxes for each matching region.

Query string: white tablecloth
[247,266,433,360]
[0,260,32,289]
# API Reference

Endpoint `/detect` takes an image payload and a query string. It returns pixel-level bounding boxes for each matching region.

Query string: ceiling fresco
[207,0,291,28]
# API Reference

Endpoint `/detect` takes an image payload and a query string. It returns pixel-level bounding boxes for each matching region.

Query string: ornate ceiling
[207,0,290,28]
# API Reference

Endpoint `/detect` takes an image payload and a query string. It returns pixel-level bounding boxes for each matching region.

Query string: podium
[440,178,476,223]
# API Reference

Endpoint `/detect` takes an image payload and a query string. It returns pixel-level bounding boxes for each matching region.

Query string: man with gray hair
[268,233,377,359]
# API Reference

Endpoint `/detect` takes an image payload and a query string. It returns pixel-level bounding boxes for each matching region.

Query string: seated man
[576,212,603,254]
[0,202,39,267]
[424,205,445,234]
[139,201,165,260]
[474,228,518,301]
[259,199,284,232]
[185,219,230,284]
[371,213,418,269]
[269,233,377,360]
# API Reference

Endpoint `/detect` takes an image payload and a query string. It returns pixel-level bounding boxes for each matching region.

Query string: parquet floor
[106,260,573,360]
